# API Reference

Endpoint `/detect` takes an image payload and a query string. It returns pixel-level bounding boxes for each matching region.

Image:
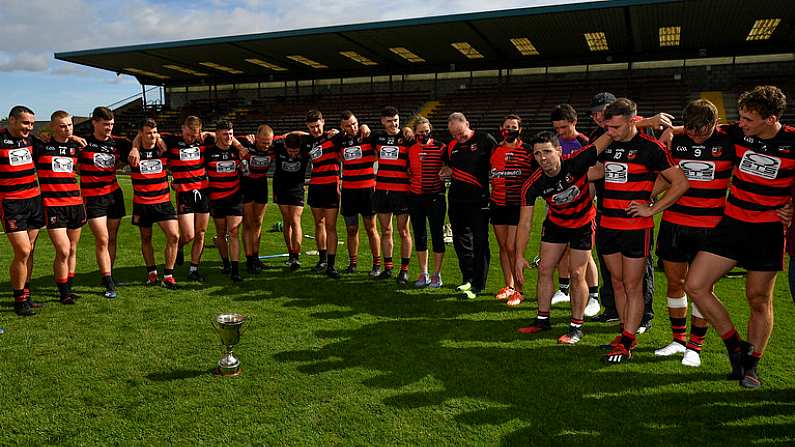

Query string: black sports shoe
[312,261,328,274]
[344,264,357,274]
[289,259,301,271]
[369,266,382,278]
[104,289,117,299]
[230,273,243,282]
[221,265,231,275]
[727,344,750,381]
[246,262,261,275]
[187,270,203,281]
[376,268,393,280]
[60,294,76,305]
[396,270,409,286]
[176,248,184,266]
[14,300,36,316]
[591,311,620,323]
[326,267,341,280]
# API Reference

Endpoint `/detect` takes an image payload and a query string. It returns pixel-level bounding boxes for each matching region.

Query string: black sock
[327,254,336,268]
[164,268,174,278]
[253,251,259,261]
[231,261,239,275]
[103,275,115,290]
[401,257,410,272]
[189,263,199,272]
[319,250,328,263]
[13,289,25,302]
[222,258,231,269]
[384,257,393,270]
[56,280,70,298]
[146,265,157,274]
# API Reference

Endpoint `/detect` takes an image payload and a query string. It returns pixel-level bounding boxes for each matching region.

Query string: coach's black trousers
[449,201,490,291]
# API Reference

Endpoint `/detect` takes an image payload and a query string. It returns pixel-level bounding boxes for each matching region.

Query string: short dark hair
[502,114,522,127]
[50,110,70,121]
[738,85,787,119]
[381,106,399,118]
[139,118,157,130]
[603,98,637,120]
[215,120,233,131]
[183,115,202,129]
[340,110,355,122]
[10,105,34,119]
[305,109,323,123]
[683,99,718,130]
[550,104,577,122]
[285,133,301,149]
[530,130,560,148]
[91,106,114,121]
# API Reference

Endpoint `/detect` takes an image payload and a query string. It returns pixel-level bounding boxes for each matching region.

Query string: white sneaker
[654,341,686,357]
[550,290,570,305]
[584,297,601,317]
[456,282,471,292]
[681,349,702,367]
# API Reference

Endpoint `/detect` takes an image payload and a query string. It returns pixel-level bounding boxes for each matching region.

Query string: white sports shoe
[550,290,570,305]
[654,341,686,357]
[584,297,601,317]
[681,349,702,367]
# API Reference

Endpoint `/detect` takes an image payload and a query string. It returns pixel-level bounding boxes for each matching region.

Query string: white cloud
[0,52,50,72]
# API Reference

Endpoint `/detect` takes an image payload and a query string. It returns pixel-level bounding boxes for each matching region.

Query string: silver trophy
[212,313,247,377]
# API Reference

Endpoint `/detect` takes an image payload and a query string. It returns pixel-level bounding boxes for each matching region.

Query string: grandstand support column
[141,84,147,112]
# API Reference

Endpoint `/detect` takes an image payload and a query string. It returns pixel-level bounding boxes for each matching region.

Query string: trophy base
[213,366,243,377]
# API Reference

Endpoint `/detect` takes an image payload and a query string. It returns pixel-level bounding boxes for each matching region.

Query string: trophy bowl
[212,313,247,377]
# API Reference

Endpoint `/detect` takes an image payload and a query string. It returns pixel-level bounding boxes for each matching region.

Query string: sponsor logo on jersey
[604,162,628,183]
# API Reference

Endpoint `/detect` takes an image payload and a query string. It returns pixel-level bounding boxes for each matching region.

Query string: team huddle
[1,85,792,389]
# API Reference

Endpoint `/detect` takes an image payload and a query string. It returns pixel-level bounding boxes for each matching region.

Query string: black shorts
[45,204,87,230]
[656,220,712,264]
[541,219,594,251]
[596,226,652,259]
[274,186,305,207]
[307,183,340,209]
[373,189,409,215]
[85,188,126,220]
[132,202,177,228]
[1,196,44,233]
[210,193,244,218]
[176,189,210,215]
[241,177,269,205]
[341,187,375,217]
[702,216,785,271]
[490,204,520,226]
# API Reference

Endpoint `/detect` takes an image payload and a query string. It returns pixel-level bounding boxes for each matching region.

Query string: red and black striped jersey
[723,124,795,223]
[372,131,409,192]
[444,131,497,204]
[408,138,446,195]
[0,129,39,200]
[334,132,376,190]
[164,134,208,192]
[130,147,170,205]
[241,137,277,181]
[490,142,535,207]
[663,130,734,228]
[79,135,130,197]
[598,132,675,230]
[304,134,340,186]
[521,144,598,228]
[34,139,82,207]
[204,145,241,201]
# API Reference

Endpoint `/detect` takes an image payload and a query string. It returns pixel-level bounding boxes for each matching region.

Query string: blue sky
[0,0,593,120]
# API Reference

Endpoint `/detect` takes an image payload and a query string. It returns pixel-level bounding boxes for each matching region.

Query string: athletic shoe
[326,267,341,280]
[681,349,702,367]
[221,265,231,275]
[506,292,524,307]
[145,273,159,286]
[312,261,328,274]
[14,300,35,316]
[161,277,178,290]
[430,273,443,289]
[456,282,472,292]
[443,224,453,244]
[654,341,686,357]
[369,266,382,278]
[246,262,261,275]
[255,259,269,270]
[602,345,632,364]
[187,270,203,282]
[230,273,243,282]
[376,268,393,280]
[289,259,301,272]
[344,264,357,274]
[414,273,430,288]
[495,287,514,301]
[517,318,551,334]
[591,311,620,323]
[636,318,653,335]
[584,297,601,317]
[740,367,761,389]
[26,298,44,309]
[550,290,570,305]
[104,289,117,299]
[600,335,638,350]
[396,271,409,286]
[0,327,4,335]
[558,326,584,345]
[461,289,477,300]
[176,248,184,266]
[60,294,76,305]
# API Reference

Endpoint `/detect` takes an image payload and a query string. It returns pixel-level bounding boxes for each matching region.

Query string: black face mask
[501,128,520,143]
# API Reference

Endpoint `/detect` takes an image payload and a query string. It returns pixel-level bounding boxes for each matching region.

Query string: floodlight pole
[141,84,147,112]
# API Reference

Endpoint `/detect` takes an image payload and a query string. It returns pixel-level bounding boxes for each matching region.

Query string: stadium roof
[55,0,795,86]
